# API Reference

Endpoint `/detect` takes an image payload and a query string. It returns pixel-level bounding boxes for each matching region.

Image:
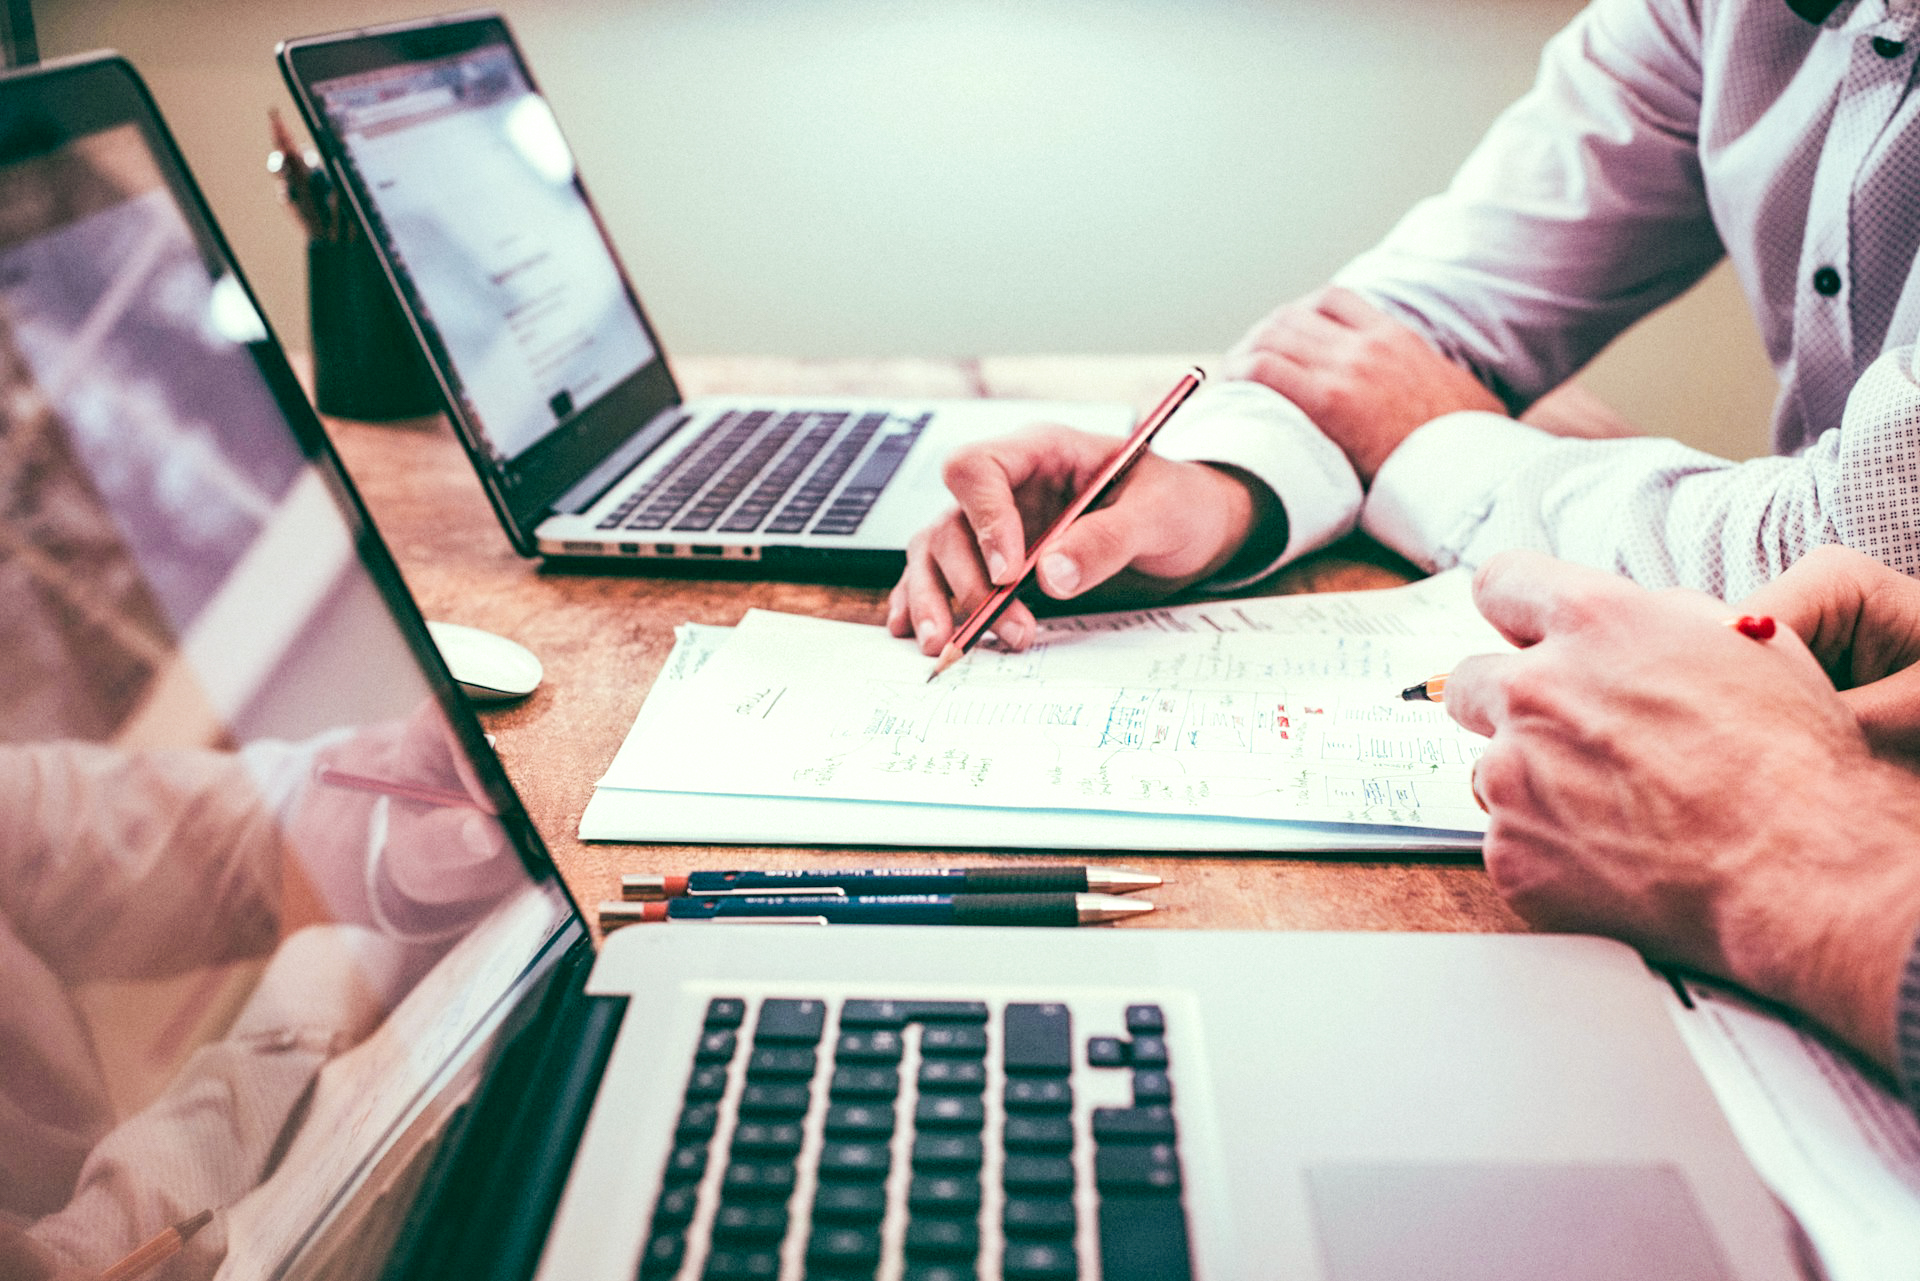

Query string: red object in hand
[1729,615,1776,641]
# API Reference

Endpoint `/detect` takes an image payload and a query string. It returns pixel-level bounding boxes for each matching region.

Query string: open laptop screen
[0,59,572,1280]
[306,40,657,468]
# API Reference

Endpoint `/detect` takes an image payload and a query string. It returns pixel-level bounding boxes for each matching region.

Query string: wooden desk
[324,356,1522,936]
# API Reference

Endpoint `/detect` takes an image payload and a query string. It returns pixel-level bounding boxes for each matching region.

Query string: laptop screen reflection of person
[277,12,1133,580]
[0,54,1800,1281]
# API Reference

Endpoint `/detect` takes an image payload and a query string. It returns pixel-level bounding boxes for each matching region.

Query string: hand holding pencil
[891,368,1275,664]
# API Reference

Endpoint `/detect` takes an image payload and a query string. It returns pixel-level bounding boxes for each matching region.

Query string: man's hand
[1739,544,1920,763]
[887,425,1274,655]
[1442,550,1920,1072]
[1225,286,1505,483]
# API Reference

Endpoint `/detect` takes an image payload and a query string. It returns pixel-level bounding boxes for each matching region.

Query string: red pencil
[313,765,493,813]
[929,368,1206,680]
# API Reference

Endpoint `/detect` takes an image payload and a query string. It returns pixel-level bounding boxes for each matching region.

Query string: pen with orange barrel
[98,1210,213,1281]
[927,368,1207,681]
[1398,614,1779,705]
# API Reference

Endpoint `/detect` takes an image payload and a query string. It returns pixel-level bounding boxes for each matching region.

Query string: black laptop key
[905,1266,976,1281]
[729,1121,803,1157]
[747,1045,816,1079]
[1094,1143,1181,1193]
[1003,1115,1074,1152]
[1092,1105,1176,1143]
[818,1141,891,1181]
[824,1102,895,1139]
[1004,1155,1075,1194]
[711,1202,789,1244]
[706,998,748,1028]
[838,999,911,1028]
[686,1064,730,1100]
[1003,1003,1072,1075]
[723,1161,798,1200]
[1129,1035,1169,1068]
[836,1029,904,1062]
[639,1232,685,1277]
[702,1249,780,1280]
[920,1025,988,1058]
[738,1083,811,1119]
[831,1065,900,1098]
[1005,1078,1072,1113]
[676,1102,719,1141]
[653,1184,699,1228]
[1124,1004,1165,1035]
[812,1182,887,1223]
[914,1095,985,1131]
[696,1029,738,1062]
[1004,1197,1078,1238]
[908,1173,982,1213]
[1086,1036,1127,1068]
[806,1224,881,1269]
[1003,1240,1077,1280]
[912,1133,983,1169]
[755,998,828,1043]
[1098,1193,1193,1281]
[918,1059,986,1093]
[905,1000,990,1023]
[663,1145,708,1184]
[904,1216,979,1259]
[1131,1070,1173,1105]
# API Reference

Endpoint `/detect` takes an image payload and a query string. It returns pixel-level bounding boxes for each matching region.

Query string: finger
[1313,285,1388,329]
[1437,650,1516,738]
[1740,544,1920,685]
[1467,550,1633,648]
[886,582,910,637]
[1032,503,1154,600]
[1839,665,1920,758]
[990,598,1039,651]
[899,527,960,653]
[942,430,1097,584]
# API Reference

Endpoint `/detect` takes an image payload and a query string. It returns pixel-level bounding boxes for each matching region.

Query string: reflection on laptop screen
[0,110,569,1279]
[308,43,657,467]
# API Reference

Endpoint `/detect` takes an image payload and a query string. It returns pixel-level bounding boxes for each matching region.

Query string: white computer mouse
[426,620,543,704]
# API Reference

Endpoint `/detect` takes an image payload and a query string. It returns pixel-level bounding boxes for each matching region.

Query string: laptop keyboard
[596,409,931,539]
[638,995,1193,1280]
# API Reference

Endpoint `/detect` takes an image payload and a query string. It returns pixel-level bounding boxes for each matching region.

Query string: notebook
[0,53,1802,1281]
[275,12,1131,579]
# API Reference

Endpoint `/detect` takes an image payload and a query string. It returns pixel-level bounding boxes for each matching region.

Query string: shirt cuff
[1151,380,1363,590]
[1361,410,1560,571]
[1897,926,1920,1109]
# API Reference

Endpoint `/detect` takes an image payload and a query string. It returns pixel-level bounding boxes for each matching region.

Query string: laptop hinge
[550,406,690,516]
[381,934,628,1281]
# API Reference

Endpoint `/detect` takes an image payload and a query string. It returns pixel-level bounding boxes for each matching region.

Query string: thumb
[1033,506,1145,599]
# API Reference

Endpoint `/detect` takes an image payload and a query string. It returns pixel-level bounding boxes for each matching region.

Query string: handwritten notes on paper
[597,573,1503,838]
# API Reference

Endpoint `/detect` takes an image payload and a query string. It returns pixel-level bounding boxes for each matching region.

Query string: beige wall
[43,0,1777,460]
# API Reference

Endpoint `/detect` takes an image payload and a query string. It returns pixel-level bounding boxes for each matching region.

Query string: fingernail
[1001,617,1032,648]
[1041,553,1079,595]
[916,619,939,645]
[986,550,1010,582]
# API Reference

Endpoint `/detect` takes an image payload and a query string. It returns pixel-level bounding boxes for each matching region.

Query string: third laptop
[278,12,1132,578]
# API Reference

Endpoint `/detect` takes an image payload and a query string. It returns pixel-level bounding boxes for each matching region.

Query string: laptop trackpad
[1306,1163,1733,1281]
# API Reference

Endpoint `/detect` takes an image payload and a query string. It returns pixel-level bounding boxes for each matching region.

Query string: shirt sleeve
[1361,345,1920,599]
[1150,380,1364,590]
[1333,0,1723,413]
[1898,929,1920,1116]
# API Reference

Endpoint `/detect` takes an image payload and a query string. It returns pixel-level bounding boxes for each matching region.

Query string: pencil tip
[1399,683,1429,701]
[927,645,960,682]
[176,1209,214,1241]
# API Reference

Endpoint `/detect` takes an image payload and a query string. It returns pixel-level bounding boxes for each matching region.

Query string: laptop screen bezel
[278,11,686,555]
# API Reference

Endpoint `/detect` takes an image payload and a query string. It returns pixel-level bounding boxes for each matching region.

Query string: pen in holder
[308,231,441,422]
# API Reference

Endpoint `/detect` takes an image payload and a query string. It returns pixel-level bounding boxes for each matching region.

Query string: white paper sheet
[588,575,1502,847]
[1667,979,1920,1281]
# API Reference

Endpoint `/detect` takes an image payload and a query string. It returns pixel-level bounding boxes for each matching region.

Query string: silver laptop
[0,53,1799,1281]
[276,12,1130,578]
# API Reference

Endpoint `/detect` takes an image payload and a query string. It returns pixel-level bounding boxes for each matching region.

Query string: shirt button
[1871,36,1906,58]
[1812,266,1842,297]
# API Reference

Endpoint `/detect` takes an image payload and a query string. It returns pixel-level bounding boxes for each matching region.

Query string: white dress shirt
[1164,0,1920,599]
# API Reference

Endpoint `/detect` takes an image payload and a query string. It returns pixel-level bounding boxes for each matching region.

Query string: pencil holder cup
[308,235,441,422]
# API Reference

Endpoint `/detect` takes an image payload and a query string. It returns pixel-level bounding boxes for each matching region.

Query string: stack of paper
[582,572,1506,852]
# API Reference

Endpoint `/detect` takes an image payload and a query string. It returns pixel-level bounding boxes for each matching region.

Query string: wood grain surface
[322,356,1523,937]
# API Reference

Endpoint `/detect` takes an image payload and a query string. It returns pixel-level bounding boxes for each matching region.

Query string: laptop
[275,12,1131,578]
[0,54,1801,1281]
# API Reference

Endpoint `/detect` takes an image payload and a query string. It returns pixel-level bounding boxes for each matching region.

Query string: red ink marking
[1732,615,1776,641]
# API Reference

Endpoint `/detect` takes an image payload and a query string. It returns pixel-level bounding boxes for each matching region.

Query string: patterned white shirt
[1155,0,1920,600]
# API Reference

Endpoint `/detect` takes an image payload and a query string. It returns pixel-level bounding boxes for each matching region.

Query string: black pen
[622,865,1160,900]
[598,892,1153,928]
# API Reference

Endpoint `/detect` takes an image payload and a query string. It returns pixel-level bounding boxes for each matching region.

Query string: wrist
[1195,463,1285,583]
[1720,757,1920,1070]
